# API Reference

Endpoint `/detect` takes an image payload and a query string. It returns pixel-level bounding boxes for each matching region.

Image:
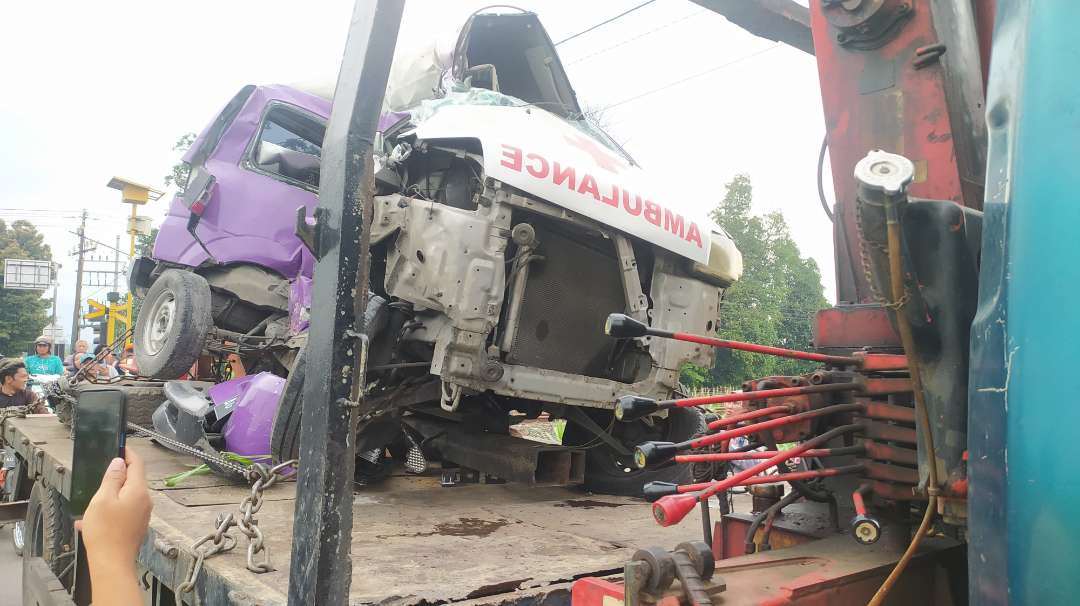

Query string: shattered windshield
[570,117,636,167]
[407,87,635,166]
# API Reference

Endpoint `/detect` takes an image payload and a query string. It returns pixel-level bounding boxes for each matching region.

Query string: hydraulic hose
[867,192,941,606]
[817,133,834,221]
[745,490,800,554]
[762,433,836,504]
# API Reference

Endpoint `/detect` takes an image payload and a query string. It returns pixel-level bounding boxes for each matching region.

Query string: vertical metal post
[286,1,404,605]
[700,498,713,548]
[70,209,87,347]
[50,269,58,342]
[112,235,120,293]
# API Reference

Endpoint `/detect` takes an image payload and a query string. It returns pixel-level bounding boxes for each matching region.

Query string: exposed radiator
[506,226,625,378]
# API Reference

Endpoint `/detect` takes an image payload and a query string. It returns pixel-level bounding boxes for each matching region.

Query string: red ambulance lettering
[525,153,549,179]
[500,144,523,172]
[577,173,601,201]
[601,185,619,208]
[686,222,703,248]
[663,209,685,238]
[497,143,705,251]
[553,162,576,190]
[643,201,662,227]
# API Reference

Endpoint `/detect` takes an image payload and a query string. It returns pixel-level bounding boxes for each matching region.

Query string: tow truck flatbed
[4,415,705,605]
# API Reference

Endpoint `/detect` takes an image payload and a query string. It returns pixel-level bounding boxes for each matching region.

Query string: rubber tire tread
[24,481,73,582]
[270,346,307,464]
[269,295,387,464]
[134,269,212,379]
[65,381,165,428]
[565,407,706,497]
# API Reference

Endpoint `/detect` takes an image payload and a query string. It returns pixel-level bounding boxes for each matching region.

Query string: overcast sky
[0,0,833,344]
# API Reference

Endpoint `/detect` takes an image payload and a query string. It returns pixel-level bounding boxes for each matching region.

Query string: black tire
[65,380,166,428]
[134,269,212,379]
[271,346,307,463]
[564,407,706,497]
[270,296,389,464]
[24,481,74,587]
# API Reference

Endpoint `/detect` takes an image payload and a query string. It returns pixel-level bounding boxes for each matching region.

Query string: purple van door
[153,85,331,279]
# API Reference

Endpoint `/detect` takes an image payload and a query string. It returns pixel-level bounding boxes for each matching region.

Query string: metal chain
[126,422,250,476]
[177,460,297,593]
[0,404,32,426]
[73,327,135,383]
[176,513,238,593]
[854,199,910,311]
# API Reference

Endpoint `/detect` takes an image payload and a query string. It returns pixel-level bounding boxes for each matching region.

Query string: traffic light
[91,317,108,348]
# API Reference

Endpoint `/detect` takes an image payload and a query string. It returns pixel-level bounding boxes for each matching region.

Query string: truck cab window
[250,103,325,189]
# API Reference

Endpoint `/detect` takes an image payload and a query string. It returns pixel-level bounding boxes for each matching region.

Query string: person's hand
[75,449,153,583]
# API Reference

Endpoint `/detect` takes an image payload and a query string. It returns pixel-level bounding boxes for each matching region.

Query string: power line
[555,0,657,46]
[0,208,120,215]
[599,44,781,111]
[566,9,708,66]
[0,210,129,221]
[68,231,132,258]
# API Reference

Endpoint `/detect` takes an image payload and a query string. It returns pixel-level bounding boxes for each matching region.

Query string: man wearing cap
[24,336,64,376]
[0,359,48,412]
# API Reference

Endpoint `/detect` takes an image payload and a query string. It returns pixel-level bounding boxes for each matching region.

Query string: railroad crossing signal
[107,298,131,346]
[85,299,107,320]
[84,297,132,347]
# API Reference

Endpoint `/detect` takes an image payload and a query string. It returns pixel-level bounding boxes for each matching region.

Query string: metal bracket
[622,559,652,606]
[828,0,913,50]
[343,333,370,409]
[295,206,329,259]
[613,234,649,324]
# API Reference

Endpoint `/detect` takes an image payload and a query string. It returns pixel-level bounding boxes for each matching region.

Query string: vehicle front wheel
[134,269,212,379]
[23,481,74,589]
[563,407,706,497]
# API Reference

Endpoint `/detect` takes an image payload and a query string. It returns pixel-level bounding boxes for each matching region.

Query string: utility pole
[51,278,58,339]
[113,235,120,292]
[69,209,88,347]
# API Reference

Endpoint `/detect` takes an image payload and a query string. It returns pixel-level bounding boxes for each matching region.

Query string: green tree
[129,226,159,326]
[0,220,53,355]
[681,175,828,388]
[163,133,197,194]
[140,129,192,325]
[136,227,158,258]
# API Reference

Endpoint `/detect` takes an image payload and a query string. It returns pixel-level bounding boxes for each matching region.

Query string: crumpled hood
[384,10,582,119]
[412,103,713,263]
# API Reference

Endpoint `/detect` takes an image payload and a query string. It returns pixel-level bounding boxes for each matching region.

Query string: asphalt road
[0,523,22,604]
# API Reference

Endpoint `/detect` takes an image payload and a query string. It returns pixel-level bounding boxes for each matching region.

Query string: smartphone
[69,388,127,516]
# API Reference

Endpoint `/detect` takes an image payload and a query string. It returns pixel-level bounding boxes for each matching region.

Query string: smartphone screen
[69,389,127,516]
